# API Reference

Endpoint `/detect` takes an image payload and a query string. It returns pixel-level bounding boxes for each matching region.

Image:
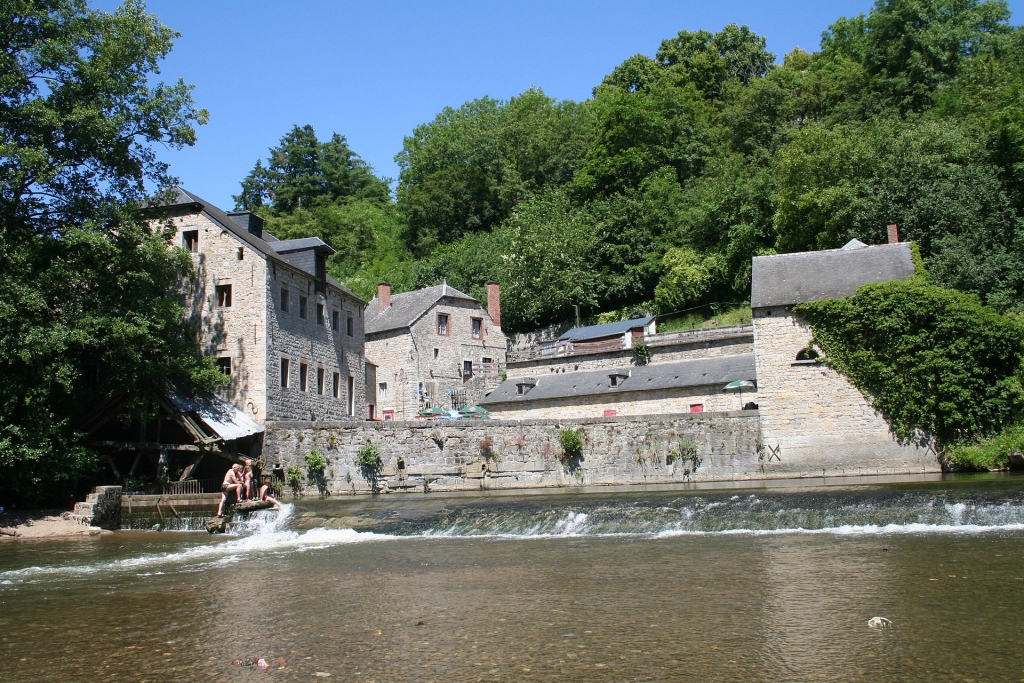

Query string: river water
[2,475,1023,682]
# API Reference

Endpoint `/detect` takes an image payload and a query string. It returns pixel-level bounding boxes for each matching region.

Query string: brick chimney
[486,281,501,328]
[377,282,391,313]
[887,223,899,244]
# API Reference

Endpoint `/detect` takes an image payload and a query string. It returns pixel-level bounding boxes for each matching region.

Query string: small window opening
[331,310,339,331]
[217,357,232,376]
[332,372,340,398]
[379,382,388,399]
[215,284,232,308]
[316,303,324,325]
[317,367,325,395]
[182,230,198,252]
[463,360,473,380]
[437,313,449,336]
[347,315,354,336]
[433,348,439,359]
[471,318,482,339]
[796,347,820,361]
[299,296,307,319]
[280,358,290,388]
[281,286,289,312]
[689,404,704,413]
[236,247,244,260]
[299,362,308,392]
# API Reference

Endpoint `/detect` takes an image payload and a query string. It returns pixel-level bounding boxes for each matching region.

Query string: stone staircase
[71,485,122,530]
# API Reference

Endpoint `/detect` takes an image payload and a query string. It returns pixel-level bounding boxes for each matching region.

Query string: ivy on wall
[794,269,1024,447]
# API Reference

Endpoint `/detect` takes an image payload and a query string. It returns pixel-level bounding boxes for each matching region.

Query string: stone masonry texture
[752,308,938,474]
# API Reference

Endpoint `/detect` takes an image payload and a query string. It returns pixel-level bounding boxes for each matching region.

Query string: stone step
[61,512,92,526]
[85,493,100,503]
[74,502,95,517]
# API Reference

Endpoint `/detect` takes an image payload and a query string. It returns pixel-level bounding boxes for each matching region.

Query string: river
[2,475,1023,682]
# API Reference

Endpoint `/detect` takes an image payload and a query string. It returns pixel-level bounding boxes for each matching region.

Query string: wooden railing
[161,478,219,496]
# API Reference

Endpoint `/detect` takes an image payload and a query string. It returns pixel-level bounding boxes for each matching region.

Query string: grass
[947,423,1024,470]
[657,303,752,333]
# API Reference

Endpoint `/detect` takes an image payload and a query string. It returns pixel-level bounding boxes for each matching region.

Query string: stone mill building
[147,188,368,424]
[364,282,507,420]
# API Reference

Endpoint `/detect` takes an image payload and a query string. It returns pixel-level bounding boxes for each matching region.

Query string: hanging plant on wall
[558,427,584,466]
[356,442,382,471]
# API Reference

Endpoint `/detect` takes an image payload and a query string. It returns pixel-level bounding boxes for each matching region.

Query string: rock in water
[867,617,892,628]
[205,516,229,534]
[235,500,273,513]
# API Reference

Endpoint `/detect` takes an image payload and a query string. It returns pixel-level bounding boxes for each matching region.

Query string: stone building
[364,282,507,420]
[148,188,367,424]
[751,236,936,472]
[481,353,756,420]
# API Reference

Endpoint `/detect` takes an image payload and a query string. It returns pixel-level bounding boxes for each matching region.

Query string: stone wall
[265,261,366,422]
[752,308,938,474]
[264,413,760,493]
[486,386,747,420]
[171,211,269,421]
[506,326,753,378]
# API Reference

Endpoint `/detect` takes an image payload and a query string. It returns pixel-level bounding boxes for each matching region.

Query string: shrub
[558,427,584,464]
[285,465,304,495]
[794,276,1024,447]
[355,442,382,470]
[305,449,327,472]
[948,423,1024,471]
[632,340,652,366]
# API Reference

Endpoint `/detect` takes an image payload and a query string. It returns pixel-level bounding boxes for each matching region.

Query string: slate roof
[750,242,915,309]
[365,283,478,336]
[165,389,265,442]
[480,353,755,406]
[145,187,363,303]
[559,316,656,342]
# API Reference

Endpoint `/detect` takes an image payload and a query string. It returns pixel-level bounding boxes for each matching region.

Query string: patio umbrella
[461,405,490,416]
[418,407,447,417]
[723,379,757,410]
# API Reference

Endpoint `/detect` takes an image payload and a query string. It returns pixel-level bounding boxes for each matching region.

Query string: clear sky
[98,0,1024,209]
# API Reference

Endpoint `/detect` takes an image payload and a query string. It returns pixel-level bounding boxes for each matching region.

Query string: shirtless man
[216,464,244,517]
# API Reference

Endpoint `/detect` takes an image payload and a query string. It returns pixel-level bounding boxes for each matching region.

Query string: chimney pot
[887,223,899,244]
[486,281,501,329]
[377,282,391,313]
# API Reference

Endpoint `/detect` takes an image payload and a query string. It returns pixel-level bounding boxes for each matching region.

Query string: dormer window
[608,371,630,387]
[516,379,537,396]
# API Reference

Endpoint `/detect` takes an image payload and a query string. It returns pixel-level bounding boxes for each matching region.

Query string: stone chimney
[887,223,899,244]
[377,283,391,313]
[487,281,501,328]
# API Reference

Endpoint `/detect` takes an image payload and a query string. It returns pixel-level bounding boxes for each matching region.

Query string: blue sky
[100,1,1023,209]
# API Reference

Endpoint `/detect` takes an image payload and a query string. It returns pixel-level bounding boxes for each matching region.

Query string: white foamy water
[0,505,391,583]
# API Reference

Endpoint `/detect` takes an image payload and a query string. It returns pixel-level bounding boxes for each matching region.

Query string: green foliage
[632,340,652,366]
[238,1,1024,337]
[355,442,381,470]
[794,277,1024,446]
[305,449,327,472]
[947,421,1024,469]
[285,465,304,495]
[558,428,584,464]
[0,0,215,505]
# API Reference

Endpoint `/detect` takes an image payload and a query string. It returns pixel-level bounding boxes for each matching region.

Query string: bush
[794,275,1024,446]
[948,423,1024,471]
[305,449,327,472]
[632,340,652,366]
[355,442,381,470]
[285,465,304,495]
[558,427,584,464]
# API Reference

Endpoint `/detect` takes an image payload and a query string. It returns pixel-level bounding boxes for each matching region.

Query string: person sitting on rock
[258,481,282,508]
[216,464,244,517]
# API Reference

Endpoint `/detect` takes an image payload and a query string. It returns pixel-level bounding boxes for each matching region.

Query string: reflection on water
[1,478,1023,682]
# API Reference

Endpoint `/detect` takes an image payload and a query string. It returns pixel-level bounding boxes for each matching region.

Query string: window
[383,410,394,421]
[347,376,355,415]
[280,358,289,388]
[182,230,198,252]
[424,380,437,403]
[331,310,339,331]
[217,357,232,376]
[332,372,340,398]
[346,315,354,337]
[603,409,617,417]
[299,362,308,392]
[471,318,482,339]
[433,348,439,359]
[236,247,244,261]
[299,296,307,319]
[436,313,449,335]
[280,286,289,312]
[482,357,492,365]
[378,382,388,399]
[316,303,324,325]
[689,404,704,413]
[317,367,325,395]
[215,284,232,308]
[463,360,473,380]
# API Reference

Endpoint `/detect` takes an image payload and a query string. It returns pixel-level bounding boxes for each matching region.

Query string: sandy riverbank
[0,510,109,539]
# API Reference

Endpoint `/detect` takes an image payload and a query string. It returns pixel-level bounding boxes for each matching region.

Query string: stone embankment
[266,412,758,495]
